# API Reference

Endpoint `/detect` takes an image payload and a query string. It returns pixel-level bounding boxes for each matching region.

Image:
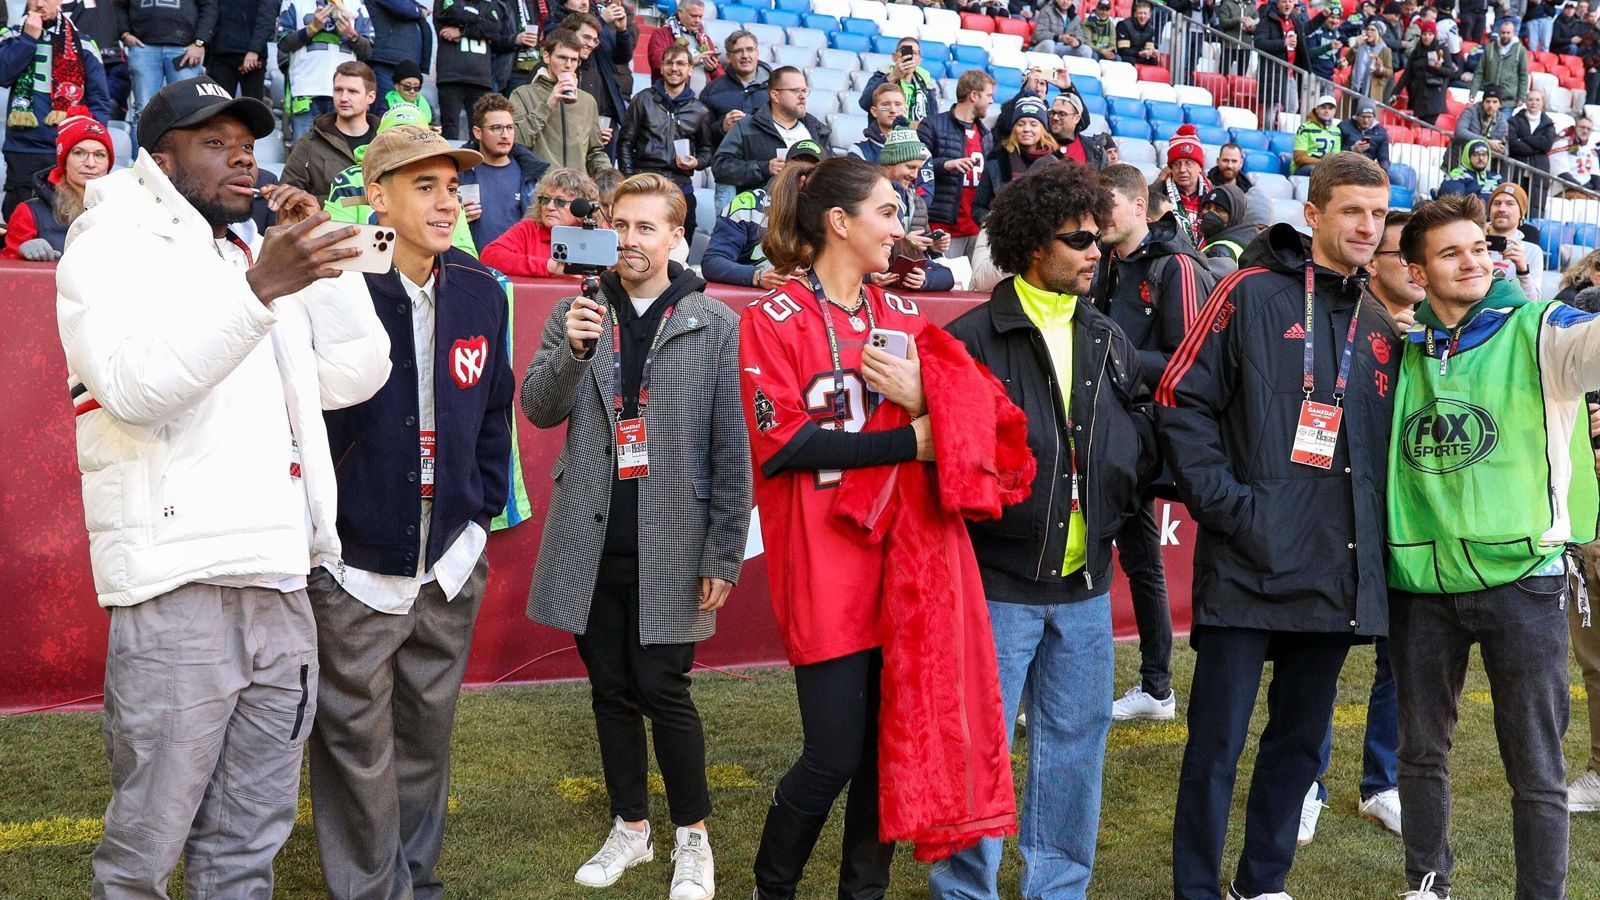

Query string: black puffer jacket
[946,276,1159,603]
[1154,223,1400,637]
[434,0,507,87]
[618,83,714,176]
[1091,213,1218,391]
[709,105,829,193]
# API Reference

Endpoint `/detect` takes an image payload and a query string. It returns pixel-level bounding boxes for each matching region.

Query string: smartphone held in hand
[309,221,400,274]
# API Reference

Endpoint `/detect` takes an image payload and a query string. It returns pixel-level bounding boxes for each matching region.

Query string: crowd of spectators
[10,0,1600,280]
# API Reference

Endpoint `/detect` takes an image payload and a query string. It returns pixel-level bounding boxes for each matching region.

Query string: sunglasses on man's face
[538,195,573,209]
[1054,230,1100,251]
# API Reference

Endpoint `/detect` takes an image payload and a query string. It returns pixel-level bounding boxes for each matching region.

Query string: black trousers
[1172,625,1352,900]
[574,554,711,826]
[2,151,52,219]
[1119,499,1173,698]
[205,53,266,101]
[437,82,489,140]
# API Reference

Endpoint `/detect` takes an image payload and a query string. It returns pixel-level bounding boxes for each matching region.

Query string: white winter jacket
[57,150,392,607]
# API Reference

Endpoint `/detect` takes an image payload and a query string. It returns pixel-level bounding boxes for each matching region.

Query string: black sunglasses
[1054,230,1100,250]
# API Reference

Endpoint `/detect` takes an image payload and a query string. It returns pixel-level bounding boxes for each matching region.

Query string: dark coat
[619,82,714,176]
[1509,109,1557,177]
[701,63,770,142]
[522,266,751,645]
[368,0,433,70]
[0,18,113,155]
[280,111,380,202]
[1154,223,1399,637]
[945,276,1159,601]
[1254,1,1308,66]
[973,149,1052,224]
[326,249,514,576]
[918,108,992,225]
[1401,40,1456,120]
[434,0,505,87]
[1338,118,1391,168]
[114,0,217,45]
[1092,214,1219,391]
[213,0,278,55]
[709,104,829,193]
[1114,14,1159,64]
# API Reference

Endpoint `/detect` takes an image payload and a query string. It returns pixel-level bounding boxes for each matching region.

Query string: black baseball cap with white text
[136,76,277,153]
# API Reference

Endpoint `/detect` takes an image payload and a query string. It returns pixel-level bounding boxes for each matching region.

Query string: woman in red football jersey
[738,156,934,898]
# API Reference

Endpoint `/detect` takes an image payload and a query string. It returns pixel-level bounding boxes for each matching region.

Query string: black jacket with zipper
[1153,223,1399,638]
[946,276,1159,604]
[1091,212,1218,392]
[434,0,505,87]
[618,82,714,177]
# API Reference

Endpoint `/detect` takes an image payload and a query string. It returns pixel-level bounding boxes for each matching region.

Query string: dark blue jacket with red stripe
[1091,212,1217,392]
[1153,223,1399,637]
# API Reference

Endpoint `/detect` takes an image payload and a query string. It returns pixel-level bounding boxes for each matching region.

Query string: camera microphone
[571,198,600,220]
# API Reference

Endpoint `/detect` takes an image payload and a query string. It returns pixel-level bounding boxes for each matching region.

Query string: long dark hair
[761,156,887,273]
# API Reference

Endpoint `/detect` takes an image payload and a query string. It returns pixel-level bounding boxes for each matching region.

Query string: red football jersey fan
[739,277,926,666]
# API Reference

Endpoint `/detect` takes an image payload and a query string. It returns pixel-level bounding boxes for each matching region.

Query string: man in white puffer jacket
[54,76,392,898]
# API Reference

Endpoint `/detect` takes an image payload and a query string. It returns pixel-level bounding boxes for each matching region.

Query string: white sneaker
[1569,768,1600,812]
[575,817,653,888]
[1227,884,1294,899]
[1359,788,1403,835]
[1110,685,1177,721]
[1398,870,1447,898]
[1297,782,1324,846]
[670,827,715,900]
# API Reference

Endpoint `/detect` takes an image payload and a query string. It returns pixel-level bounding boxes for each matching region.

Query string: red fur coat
[834,324,1036,862]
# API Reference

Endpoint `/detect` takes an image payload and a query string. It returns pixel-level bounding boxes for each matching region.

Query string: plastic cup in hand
[597,115,611,130]
[457,183,480,205]
[674,138,692,159]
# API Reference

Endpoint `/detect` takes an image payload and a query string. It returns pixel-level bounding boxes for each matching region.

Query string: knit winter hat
[1167,123,1205,166]
[1419,19,1438,33]
[1013,96,1049,129]
[393,59,424,85]
[879,126,930,165]
[50,106,113,185]
[1490,181,1529,217]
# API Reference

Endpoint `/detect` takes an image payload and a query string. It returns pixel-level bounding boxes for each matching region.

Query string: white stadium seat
[924,7,961,31]
[1116,138,1158,165]
[810,67,849,92]
[1137,82,1177,103]
[1173,84,1213,106]
[1252,172,1294,199]
[989,33,1025,54]
[771,44,817,67]
[786,27,828,49]
[1217,105,1258,130]
[812,0,850,17]
[746,23,785,48]
[1063,55,1100,78]
[848,0,888,22]
[819,48,863,72]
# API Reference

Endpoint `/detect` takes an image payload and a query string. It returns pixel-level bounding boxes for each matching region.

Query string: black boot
[752,787,830,900]
[835,770,894,899]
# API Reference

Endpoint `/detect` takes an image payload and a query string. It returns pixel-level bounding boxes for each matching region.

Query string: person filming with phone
[304,123,518,899]
[522,172,751,900]
[56,75,391,896]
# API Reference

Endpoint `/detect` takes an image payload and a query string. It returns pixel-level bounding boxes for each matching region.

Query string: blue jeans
[928,593,1113,900]
[127,44,204,127]
[1315,641,1399,802]
[1526,16,1554,53]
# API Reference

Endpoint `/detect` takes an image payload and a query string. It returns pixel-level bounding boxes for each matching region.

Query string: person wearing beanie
[1195,181,1265,265]
[1448,83,1509,174]
[1339,103,1392,169]
[876,126,954,292]
[1485,180,1545,299]
[384,58,438,127]
[974,95,1056,223]
[1293,95,1343,174]
[1160,123,1210,245]
[1,106,112,259]
[0,0,113,217]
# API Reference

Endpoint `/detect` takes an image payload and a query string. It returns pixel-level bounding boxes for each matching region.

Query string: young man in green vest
[1388,193,1600,900]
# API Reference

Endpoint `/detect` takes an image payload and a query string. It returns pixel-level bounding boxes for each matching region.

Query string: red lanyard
[609,303,675,422]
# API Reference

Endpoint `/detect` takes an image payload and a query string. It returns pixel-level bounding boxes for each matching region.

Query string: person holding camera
[522,172,750,900]
[481,165,601,276]
[305,124,517,900]
[510,27,612,177]
[855,37,940,129]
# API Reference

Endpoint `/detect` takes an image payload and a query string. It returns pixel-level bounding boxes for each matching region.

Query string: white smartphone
[310,221,399,274]
[867,328,911,360]
[456,183,480,205]
[550,224,620,270]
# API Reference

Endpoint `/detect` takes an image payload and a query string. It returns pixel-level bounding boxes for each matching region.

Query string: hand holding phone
[308,220,401,274]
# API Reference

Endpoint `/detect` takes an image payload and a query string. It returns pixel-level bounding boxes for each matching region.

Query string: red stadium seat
[1416,128,1448,147]
[1445,96,1466,115]
[1194,71,1229,104]
[994,15,1032,43]
[960,11,996,31]
[1137,64,1170,84]
[1388,124,1413,143]
[1437,111,1458,132]
[1227,75,1258,111]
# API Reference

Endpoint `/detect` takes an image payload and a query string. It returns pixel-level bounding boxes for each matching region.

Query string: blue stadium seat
[1243,149,1282,174]
[759,8,802,27]
[831,31,873,52]
[1073,75,1102,96]
[1230,129,1271,151]
[920,40,951,62]
[842,16,880,35]
[1574,223,1600,249]
[1080,94,1107,116]
[1108,96,1145,119]
[774,0,810,11]
[952,43,990,66]
[872,34,903,53]
[992,67,1025,91]
[1389,185,1414,209]
[1110,116,1154,141]
[721,4,761,23]
[1183,105,1221,126]
[1195,124,1229,145]
[1268,131,1295,155]
[921,59,948,79]
[1146,100,1184,125]
[802,11,838,30]
[657,0,676,15]
[1387,161,1417,192]
[1537,223,1569,269]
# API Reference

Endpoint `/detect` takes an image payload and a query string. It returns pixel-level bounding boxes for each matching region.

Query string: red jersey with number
[947,122,985,237]
[739,278,926,665]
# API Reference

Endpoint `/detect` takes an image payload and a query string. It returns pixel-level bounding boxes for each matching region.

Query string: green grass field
[1,642,1595,898]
